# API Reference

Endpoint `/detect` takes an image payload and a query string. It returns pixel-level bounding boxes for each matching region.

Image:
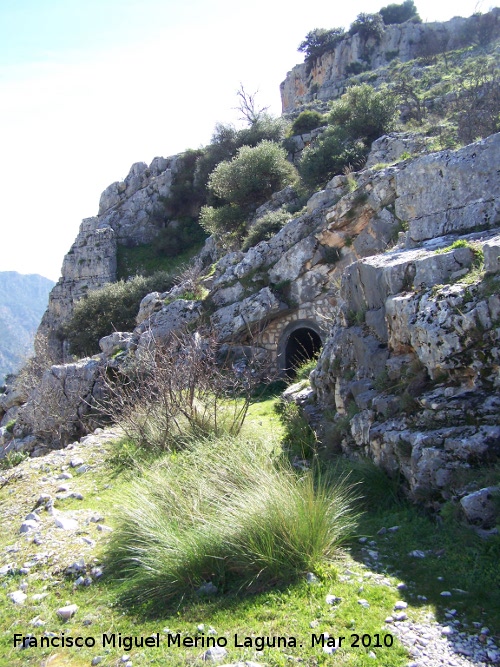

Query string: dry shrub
[99,329,271,451]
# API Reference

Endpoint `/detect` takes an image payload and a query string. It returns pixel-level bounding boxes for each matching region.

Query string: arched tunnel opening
[284,327,322,378]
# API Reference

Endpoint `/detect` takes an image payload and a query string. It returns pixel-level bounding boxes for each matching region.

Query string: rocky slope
[280,9,500,113]
[2,10,499,512]
[0,272,54,382]
[4,130,499,513]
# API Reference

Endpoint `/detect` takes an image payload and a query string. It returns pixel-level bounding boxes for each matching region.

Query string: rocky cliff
[280,9,500,113]
[3,12,500,509]
[7,132,499,506]
[39,156,180,359]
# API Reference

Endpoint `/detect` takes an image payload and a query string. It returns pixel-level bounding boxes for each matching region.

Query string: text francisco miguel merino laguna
[13,632,342,651]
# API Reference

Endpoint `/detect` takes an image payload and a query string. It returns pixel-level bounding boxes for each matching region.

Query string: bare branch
[235,84,269,125]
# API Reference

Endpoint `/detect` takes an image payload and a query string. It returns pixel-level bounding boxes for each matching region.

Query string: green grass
[435,238,472,253]
[356,502,500,631]
[105,434,359,609]
[116,241,204,279]
[1,395,500,667]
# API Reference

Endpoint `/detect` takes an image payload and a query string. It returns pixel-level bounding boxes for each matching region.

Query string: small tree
[200,141,298,244]
[380,0,420,25]
[193,116,287,203]
[349,13,385,42]
[235,84,269,125]
[99,329,271,450]
[16,333,58,397]
[392,69,426,123]
[298,27,345,62]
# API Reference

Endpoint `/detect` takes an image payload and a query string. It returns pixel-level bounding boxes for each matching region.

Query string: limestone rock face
[136,299,204,354]
[365,133,433,168]
[396,133,500,243]
[483,235,500,274]
[280,10,499,113]
[210,288,287,342]
[99,332,135,357]
[38,218,117,359]
[311,133,500,503]
[15,358,101,445]
[38,155,180,360]
[16,120,500,508]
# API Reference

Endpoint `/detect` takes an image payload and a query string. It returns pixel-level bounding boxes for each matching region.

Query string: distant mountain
[0,271,55,382]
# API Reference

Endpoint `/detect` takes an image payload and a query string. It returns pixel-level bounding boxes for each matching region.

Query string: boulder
[460,487,500,528]
[483,235,500,274]
[211,288,287,342]
[136,299,203,353]
[99,332,135,357]
[16,359,101,444]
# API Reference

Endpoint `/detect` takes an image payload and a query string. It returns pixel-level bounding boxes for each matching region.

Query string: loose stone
[56,603,78,620]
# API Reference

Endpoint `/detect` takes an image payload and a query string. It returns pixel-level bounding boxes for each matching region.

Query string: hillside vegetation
[1,389,499,666]
[1,6,500,666]
[59,11,500,356]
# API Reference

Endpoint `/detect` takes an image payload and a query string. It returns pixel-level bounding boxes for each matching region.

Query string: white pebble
[8,590,27,604]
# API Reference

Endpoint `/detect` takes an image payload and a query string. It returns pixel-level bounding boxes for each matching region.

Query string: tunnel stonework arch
[277,319,324,376]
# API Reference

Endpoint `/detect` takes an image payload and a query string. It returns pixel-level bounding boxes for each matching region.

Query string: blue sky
[0,0,488,280]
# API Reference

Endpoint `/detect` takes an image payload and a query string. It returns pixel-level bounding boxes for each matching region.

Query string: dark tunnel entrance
[281,324,323,378]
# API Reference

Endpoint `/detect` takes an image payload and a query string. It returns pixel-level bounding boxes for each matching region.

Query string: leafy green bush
[345,61,370,76]
[207,141,298,209]
[154,218,206,258]
[298,127,367,188]
[0,450,28,470]
[380,0,420,25]
[241,210,291,251]
[194,116,287,202]
[5,419,16,433]
[290,110,325,135]
[116,240,203,279]
[329,83,399,143]
[199,203,247,244]
[64,272,174,358]
[105,435,358,605]
[298,27,346,62]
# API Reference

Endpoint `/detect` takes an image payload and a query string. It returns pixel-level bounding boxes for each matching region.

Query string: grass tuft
[105,434,359,609]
